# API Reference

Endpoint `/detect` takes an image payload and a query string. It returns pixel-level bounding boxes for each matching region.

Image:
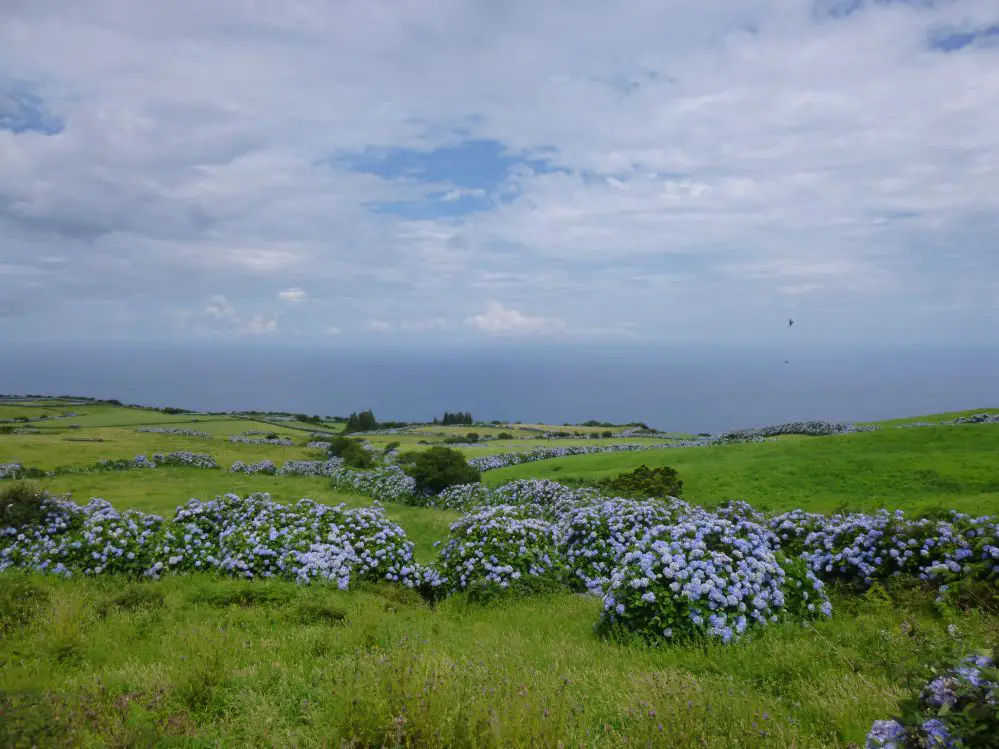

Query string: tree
[327,436,374,468]
[343,409,378,434]
[402,447,480,495]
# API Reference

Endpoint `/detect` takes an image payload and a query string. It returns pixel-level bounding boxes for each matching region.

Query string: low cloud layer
[1,0,998,346]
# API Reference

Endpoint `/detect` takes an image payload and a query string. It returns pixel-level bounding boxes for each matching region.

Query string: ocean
[2,342,997,434]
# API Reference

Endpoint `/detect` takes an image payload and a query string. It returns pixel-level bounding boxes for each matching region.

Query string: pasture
[2,399,998,748]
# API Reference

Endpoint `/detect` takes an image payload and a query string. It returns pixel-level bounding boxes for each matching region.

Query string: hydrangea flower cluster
[427,483,495,512]
[557,497,689,594]
[0,463,23,480]
[718,420,880,441]
[599,509,831,643]
[275,459,345,477]
[777,509,979,587]
[228,435,294,446]
[435,505,563,592]
[229,460,277,475]
[96,455,158,471]
[1,496,162,577]
[489,479,603,518]
[1,491,436,590]
[328,465,417,503]
[950,412,999,425]
[866,653,997,749]
[152,451,218,469]
[307,441,333,449]
[136,427,211,438]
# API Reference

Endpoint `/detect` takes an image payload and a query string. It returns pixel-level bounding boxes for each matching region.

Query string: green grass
[0,428,322,470]
[484,422,999,515]
[4,403,999,746]
[1,573,995,748]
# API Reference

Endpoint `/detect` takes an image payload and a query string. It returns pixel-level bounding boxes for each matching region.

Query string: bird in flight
[788,318,794,327]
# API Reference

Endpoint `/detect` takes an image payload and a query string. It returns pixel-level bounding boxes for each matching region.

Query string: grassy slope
[484,423,999,516]
[4,403,999,747]
[3,574,993,748]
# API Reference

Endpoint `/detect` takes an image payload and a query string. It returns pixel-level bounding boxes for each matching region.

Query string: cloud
[323,325,341,335]
[366,319,392,332]
[278,287,308,303]
[466,301,568,336]
[193,294,277,336]
[1,0,998,345]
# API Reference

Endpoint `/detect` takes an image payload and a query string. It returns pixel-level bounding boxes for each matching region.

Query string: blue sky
[1,0,998,346]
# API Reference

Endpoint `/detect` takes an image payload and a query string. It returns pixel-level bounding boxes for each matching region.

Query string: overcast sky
[2,0,998,347]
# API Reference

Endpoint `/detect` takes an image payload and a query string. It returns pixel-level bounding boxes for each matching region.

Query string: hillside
[2,397,998,747]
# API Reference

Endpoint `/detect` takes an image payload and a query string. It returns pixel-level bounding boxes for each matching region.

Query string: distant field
[0,428,322,469]
[484,422,999,515]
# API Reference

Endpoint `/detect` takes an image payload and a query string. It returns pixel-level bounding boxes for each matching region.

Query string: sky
[1,0,998,348]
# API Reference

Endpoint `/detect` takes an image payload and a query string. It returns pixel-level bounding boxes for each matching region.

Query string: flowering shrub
[428,483,495,512]
[791,510,977,588]
[1,491,437,591]
[307,441,333,449]
[97,455,157,471]
[229,435,294,446]
[719,420,880,440]
[136,427,210,438]
[0,463,24,480]
[490,479,603,519]
[557,497,689,594]
[229,460,277,475]
[1,496,162,577]
[436,505,563,593]
[950,413,999,425]
[866,651,997,748]
[328,465,417,503]
[598,509,831,643]
[275,459,345,477]
[152,451,218,469]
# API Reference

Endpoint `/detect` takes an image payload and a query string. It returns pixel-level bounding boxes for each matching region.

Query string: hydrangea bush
[328,465,417,503]
[557,497,689,594]
[435,505,563,593]
[2,490,437,591]
[866,651,997,748]
[719,420,880,441]
[598,509,831,643]
[152,451,218,469]
[229,460,277,475]
[136,427,210,438]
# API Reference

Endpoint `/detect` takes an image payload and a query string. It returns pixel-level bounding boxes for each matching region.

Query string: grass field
[3,400,999,747]
[0,429,320,470]
[484,422,999,515]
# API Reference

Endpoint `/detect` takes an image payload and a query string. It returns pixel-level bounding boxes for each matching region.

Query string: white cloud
[323,325,341,335]
[366,319,391,332]
[204,294,236,320]
[1,0,998,344]
[466,301,568,336]
[399,317,450,331]
[192,294,277,336]
[278,287,308,303]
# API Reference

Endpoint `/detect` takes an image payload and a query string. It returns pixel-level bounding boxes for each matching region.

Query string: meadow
[2,399,998,748]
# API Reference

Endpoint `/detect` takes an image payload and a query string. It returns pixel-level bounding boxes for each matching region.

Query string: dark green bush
[1,481,48,530]
[597,464,684,499]
[328,436,374,467]
[497,432,513,440]
[402,446,481,495]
